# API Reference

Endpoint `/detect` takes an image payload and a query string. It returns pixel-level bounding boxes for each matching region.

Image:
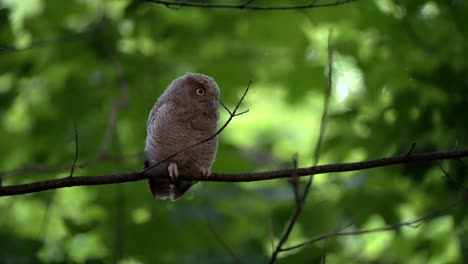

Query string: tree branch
[0,150,467,196]
[280,192,468,251]
[145,0,358,11]
[205,211,243,263]
[269,29,334,263]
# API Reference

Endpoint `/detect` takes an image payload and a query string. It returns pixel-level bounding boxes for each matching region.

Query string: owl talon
[168,162,179,181]
[199,167,211,177]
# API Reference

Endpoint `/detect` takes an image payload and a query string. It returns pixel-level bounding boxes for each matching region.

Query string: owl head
[167,73,220,112]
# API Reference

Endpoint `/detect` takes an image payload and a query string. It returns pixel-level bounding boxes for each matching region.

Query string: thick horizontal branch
[1,149,467,196]
[0,149,467,197]
[145,0,358,11]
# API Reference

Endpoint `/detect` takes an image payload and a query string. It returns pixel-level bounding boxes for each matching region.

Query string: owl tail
[148,178,172,200]
[171,181,196,200]
[145,160,195,200]
[145,159,171,200]
[148,179,195,201]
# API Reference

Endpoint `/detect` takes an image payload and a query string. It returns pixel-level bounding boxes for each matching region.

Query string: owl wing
[146,159,172,200]
[145,101,174,200]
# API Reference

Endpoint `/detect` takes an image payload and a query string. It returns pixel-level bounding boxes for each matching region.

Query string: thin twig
[268,218,275,254]
[284,220,353,255]
[453,139,459,152]
[218,99,233,115]
[145,0,358,11]
[281,193,468,251]
[457,158,468,169]
[205,211,243,263]
[439,164,468,192]
[289,154,301,207]
[99,50,130,157]
[303,28,334,197]
[0,152,143,179]
[321,238,329,264]
[240,0,256,9]
[313,29,333,166]
[406,142,416,156]
[269,29,334,264]
[43,122,79,241]
[69,122,79,177]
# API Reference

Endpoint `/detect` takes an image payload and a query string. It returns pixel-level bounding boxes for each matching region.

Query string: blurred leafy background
[0,0,467,263]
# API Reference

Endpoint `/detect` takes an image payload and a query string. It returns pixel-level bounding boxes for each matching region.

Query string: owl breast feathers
[144,73,220,200]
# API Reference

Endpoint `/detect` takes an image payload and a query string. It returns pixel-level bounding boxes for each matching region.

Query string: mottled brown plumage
[144,73,220,200]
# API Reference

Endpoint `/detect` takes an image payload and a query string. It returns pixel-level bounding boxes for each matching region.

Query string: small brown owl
[144,73,220,200]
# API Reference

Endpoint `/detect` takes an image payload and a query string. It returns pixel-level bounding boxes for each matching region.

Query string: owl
[144,73,220,200]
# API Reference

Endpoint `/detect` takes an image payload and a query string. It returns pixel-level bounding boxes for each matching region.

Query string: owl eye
[195,87,206,96]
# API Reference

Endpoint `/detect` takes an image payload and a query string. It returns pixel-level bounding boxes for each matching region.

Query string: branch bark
[1,149,467,196]
[145,0,358,10]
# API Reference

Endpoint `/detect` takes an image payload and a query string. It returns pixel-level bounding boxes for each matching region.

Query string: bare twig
[98,19,130,157]
[42,121,79,241]
[40,191,56,240]
[269,29,334,264]
[273,155,299,260]
[406,142,416,156]
[0,152,143,179]
[69,122,79,177]
[313,30,333,166]
[268,218,275,254]
[282,220,353,254]
[99,50,130,157]
[218,99,233,115]
[205,212,243,263]
[289,154,301,207]
[281,193,468,251]
[321,238,329,264]
[439,164,468,192]
[145,0,358,11]
[457,158,468,169]
[240,0,256,9]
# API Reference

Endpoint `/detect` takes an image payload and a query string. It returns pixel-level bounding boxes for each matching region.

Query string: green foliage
[1,0,467,263]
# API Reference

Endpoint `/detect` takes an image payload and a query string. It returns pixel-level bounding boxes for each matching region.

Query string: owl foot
[168,162,179,181]
[199,167,211,177]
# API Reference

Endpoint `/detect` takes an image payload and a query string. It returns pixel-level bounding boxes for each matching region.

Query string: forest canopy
[0,0,467,263]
